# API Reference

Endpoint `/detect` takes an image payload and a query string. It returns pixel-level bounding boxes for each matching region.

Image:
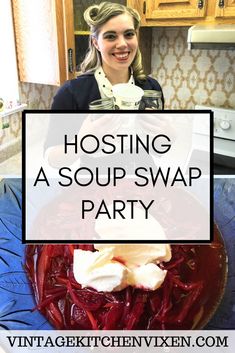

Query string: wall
[151,27,235,110]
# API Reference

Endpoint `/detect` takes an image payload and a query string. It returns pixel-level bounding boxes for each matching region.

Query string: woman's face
[93,13,138,75]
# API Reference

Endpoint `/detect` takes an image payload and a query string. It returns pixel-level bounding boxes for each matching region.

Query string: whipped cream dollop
[73,243,171,292]
[73,206,171,292]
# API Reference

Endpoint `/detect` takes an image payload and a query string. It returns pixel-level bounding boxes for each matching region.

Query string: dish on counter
[25,225,227,330]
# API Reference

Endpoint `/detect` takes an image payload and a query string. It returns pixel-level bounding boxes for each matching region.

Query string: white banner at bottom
[0,330,233,353]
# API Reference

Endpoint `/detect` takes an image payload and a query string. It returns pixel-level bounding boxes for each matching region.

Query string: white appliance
[188,24,235,50]
[195,105,235,169]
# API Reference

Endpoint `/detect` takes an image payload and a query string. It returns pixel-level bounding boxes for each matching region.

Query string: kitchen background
[18,28,235,110]
[1,0,235,175]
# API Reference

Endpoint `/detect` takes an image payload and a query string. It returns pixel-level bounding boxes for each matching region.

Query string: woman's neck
[102,65,130,85]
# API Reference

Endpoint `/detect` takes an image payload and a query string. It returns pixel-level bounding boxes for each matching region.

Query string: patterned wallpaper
[151,27,235,110]
[19,82,57,109]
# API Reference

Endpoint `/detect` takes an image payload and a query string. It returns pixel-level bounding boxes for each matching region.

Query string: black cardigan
[51,73,164,110]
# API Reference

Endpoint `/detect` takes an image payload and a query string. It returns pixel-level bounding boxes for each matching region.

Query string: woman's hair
[80,2,146,81]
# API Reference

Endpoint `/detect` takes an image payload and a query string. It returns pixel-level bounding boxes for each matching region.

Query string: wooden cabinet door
[12,0,75,86]
[215,0,235,18]
[145,0,207,20]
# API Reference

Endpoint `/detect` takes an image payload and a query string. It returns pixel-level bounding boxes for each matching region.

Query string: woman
[51,1,163,110]
[46,2,166,167]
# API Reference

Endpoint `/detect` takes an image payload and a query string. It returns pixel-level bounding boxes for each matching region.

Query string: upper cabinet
[144,0,206,20]
[132,0,235,25]
[12,0,75,86]
[215,0,235,18]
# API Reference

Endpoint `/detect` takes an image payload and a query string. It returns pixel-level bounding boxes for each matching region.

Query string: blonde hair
[80,2,146,81]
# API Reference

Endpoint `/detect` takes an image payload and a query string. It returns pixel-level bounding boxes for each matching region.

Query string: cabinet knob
[143,1,146,15]
[218,0,224,8]
[198,0,204,9]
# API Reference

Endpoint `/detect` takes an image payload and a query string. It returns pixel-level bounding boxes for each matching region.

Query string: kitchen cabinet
[137,0,235,26]
[215,0,235,18]
[144,0,207,21]
[12,0,75,86]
